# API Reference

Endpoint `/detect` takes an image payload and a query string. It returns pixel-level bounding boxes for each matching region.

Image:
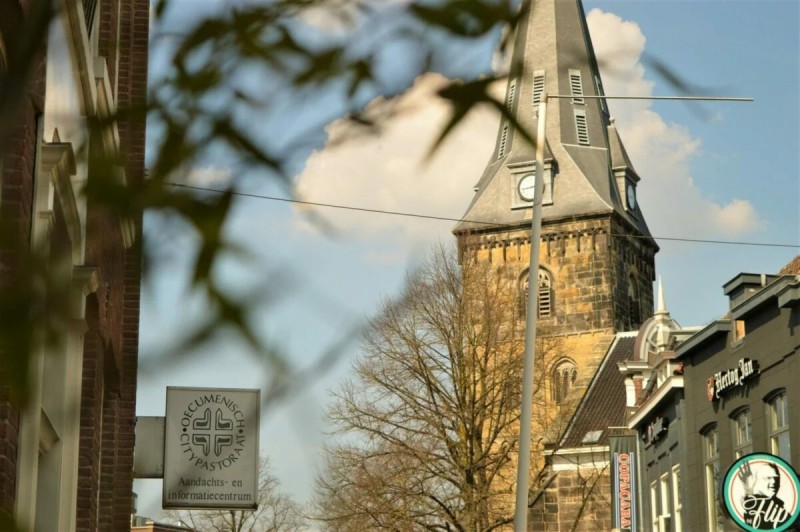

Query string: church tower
[454,0,658,410]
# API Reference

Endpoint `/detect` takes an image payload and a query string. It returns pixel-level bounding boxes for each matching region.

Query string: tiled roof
[779,255,800,275]
[559,335,636,448]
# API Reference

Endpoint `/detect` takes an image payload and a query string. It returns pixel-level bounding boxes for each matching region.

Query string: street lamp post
[513,96,548,532]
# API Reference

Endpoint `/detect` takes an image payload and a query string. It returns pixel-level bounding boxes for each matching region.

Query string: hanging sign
[609,435,638,532]
[706,358,759,401]
[721,453,800,532]
[163,387,260,509]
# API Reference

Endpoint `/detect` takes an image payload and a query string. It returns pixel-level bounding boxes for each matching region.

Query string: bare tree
[165,458,306,532]
[313,246,579,531]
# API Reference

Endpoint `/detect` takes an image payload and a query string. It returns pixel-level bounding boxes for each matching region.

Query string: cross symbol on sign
[191,407,235,457]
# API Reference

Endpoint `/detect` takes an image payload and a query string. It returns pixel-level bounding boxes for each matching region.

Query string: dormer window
[532,71,545,105]
[595,75,607,113]
[497,80,517,159]
[569,70,584,104]
[538,269,552,318]
[574,110,589,145]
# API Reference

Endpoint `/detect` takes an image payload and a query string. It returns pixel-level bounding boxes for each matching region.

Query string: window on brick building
[660,472,671,531]
[732,408,752,458]
[768,390,791,462]
[83,0,99,35]
[650,481,659,531]
[733,319,746,343]
[702,425,724,531]
[551,359,577,404]
[672,465,683,531]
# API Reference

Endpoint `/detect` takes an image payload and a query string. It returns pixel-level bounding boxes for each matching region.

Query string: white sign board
[163,387,260,509]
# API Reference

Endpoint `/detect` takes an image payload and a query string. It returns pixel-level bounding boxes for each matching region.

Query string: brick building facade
[0,0,148,530]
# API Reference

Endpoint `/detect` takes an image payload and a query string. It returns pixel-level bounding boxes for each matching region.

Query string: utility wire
[165,182,800,249]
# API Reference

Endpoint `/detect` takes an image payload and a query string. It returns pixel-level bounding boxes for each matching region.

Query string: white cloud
[586,8,765,239]
[293,8,765,259]
[180,165,233,187]
[293,73,503,254]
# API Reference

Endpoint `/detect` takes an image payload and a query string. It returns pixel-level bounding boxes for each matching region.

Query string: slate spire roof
[454,0,653,239]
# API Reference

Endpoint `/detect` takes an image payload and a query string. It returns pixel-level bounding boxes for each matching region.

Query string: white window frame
[703,427,723,531]
[733,408,752,458]
[650,480,659,531]
[672,464,682,531]
[768,391,791,462]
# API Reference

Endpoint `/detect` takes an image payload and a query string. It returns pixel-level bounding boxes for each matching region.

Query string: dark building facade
[621,282,700,532]
[0,0,148,530]
[674,269,800,531]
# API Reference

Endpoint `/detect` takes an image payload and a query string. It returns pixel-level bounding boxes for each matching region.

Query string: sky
[133,0,800,522]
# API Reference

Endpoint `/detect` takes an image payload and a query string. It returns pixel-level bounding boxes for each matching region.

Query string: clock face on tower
[518,173,536,202]
[626,183,636,210]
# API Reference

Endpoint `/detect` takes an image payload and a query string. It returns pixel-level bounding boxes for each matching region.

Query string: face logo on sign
[179,393,247,471]
[722,453,800,532]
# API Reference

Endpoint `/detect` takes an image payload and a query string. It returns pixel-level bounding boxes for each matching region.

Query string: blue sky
[134,0,799,520]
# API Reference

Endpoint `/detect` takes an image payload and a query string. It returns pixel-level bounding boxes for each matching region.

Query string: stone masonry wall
[529,467,612,532]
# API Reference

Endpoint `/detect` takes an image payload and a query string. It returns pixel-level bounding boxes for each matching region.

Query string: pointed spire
[654,276,672,351]
[656,276,667,315]
[453,0,654,241]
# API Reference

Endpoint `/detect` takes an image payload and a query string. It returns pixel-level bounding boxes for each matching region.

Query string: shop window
[702,426,724,531]
[768,391,791,462]
[732,408,752,458]
[551,359,577,404]
[672,465,683,531]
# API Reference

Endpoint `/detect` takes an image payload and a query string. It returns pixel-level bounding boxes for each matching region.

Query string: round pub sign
[722,453,800,531]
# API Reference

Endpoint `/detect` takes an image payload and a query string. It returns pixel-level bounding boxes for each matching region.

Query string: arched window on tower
[518,268,553,319]
[538,269,552,318]
[551,359,577,404]
[628,275,640,327]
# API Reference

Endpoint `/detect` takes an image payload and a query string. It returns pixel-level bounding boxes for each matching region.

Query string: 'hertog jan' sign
[163,387,260,510]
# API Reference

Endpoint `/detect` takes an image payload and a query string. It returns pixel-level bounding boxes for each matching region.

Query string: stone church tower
[453,0,658,439]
